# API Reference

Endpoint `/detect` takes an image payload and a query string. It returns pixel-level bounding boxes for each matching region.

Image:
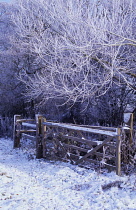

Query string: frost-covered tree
[11,0,136,106]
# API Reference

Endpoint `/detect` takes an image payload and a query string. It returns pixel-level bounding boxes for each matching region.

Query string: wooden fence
[13,114,134,176]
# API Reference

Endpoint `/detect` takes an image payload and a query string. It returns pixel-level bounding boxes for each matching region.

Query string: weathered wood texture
[22,122,36,129]
[13,116,36,148]
[42,117,47,158]
[43,122,117,136]
[35,114,43,159]
[42,122,121,175]
[13,114,134,176]
[16,129,36,133]
[116,128,121,176]
[13,115,22,148]
[22,133,36,141]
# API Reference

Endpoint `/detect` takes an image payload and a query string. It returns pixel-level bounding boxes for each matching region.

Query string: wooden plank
[94,152,103,157]
[22,122,36,129]
[63,143,115,159]
[17,119,35,123]
[42,117,47,158]
[62,123,117,132]
[77,125,117,132]
[36,115,43,159]
[13,115,21,148]
[104,155,116,161]
[103,163,116,170]
[87,152,115,160]
[67,153,99,165]
[16,129,36,133]
[105,144,116,149]
[67,153,79,161]
[62,143,90,153]
[85,157,100,164]
[62,135,98,146]
[129,113,134,144]
[83,158,116,170]
[22,133,36,140]
[75,136,113,164]
[62,144,113,159]
[116,128,121,176]
[43,122,117,136]
[63,135,116,149]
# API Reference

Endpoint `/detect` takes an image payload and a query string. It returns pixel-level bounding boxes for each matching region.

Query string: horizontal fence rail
[43,122,118,136]
[13,114,135,176]
[22,122,36,129]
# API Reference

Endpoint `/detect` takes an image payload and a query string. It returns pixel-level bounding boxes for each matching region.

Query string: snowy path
[0,138,136,210]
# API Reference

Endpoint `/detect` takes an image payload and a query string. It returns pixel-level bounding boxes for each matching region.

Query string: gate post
[42,117,46,158]
[13,115,22,148]
[36,114,43,159]
[116,127,121,176]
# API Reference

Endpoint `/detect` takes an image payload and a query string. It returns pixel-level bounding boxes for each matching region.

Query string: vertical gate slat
[13,115,22,148]
[42,117,47,158]
[36,114,43,159]
[116,128,121,176]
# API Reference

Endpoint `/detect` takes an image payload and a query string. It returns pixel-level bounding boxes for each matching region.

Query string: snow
[92,140,103,145]
[124,113,131,124]
[44,122,117,136]
[0,138,136,210]
[22,123,36,129]
[123,126,130,130]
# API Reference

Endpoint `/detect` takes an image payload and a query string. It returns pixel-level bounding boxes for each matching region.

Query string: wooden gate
[42,121,121,175]
[13,115,126,175]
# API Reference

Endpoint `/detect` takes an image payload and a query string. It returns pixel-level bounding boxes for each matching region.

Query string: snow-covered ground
[0,138,136,210]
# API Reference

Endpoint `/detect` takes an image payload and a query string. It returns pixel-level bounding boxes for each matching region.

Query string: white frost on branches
[11,0,136,105]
